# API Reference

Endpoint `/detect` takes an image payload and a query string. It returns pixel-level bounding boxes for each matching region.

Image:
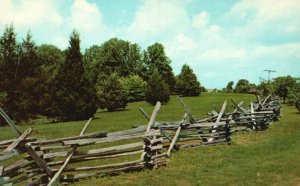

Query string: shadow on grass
[97,108,129,113]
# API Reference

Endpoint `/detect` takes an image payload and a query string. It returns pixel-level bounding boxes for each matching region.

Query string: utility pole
[264,69,276,82]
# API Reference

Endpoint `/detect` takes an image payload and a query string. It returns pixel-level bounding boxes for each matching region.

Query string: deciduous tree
[273,75,296,103]
[144,43,176,92]
[176,64,201,96]
[120,75,146,102]
[235,79,251,93]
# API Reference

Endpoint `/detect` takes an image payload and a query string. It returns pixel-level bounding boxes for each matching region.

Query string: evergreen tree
[0,26,41,121]
[97,73,128,111]
[145,69,170,105]
[47,30,97,121]
[176,64,201,96]
[0,25,19,120]
[226,81,234,93]
[17,31,42,120]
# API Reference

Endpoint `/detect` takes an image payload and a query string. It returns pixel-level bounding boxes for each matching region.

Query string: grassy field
[1,93,300,185]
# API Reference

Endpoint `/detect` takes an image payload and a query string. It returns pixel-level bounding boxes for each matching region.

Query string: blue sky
[0,0,299,89]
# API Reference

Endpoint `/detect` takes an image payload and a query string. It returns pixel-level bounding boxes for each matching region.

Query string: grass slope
[1,93,299,185]
[0,93,254,140]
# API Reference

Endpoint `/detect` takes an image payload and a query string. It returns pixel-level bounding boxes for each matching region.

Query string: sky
[0,0,300,89]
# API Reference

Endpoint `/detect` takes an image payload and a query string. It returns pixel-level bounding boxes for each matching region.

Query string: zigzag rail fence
[0,94,281,185]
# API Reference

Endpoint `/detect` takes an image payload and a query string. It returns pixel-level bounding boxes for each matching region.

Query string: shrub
[98,73,128,111]
[120,75,146,102]
[145,69,170,105]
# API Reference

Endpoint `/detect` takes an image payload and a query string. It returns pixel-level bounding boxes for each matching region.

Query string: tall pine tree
[47,30,97,121]
[0,26,41,121]
[0,25,20,121]
[17,31,42,120]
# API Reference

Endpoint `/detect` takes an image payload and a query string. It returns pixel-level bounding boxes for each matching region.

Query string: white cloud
[0,0,63,28]
[251,43,300,59]
[126,0,190,44]
[67,0,104,33]
[192,11,209,29]
[227,0,300,40]
[198,48,246,62]
[175,33,198,51]
[66,0,107,48]
[0,0,108,49]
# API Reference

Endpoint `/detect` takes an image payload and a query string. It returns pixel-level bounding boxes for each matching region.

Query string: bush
[145,69,170,105]
[120,75,146,102]
[98,73,128,111]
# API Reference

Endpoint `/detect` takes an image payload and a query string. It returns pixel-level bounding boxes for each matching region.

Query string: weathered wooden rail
[0,94,281,185]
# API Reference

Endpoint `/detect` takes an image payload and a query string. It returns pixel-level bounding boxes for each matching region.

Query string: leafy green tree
[176,64,201,96]
[234,79,251,93]
[95,38,144,77]
[120,75,146,102]
[200,86,207,92]
[98,73,127,111]
[83,45,103,85]
[145,69,170,105]
[286,78,300,108]
[37,44,64,114]
[47,30,97,121]
[273,75,297,103]
[257,80,274,97]
[226,81,234,93]
[127,43,144,77]
[37,44,63,80]
[144,43,176,92]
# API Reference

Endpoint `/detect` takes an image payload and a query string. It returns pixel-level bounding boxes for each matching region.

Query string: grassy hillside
[1,93,299,185]
[0,93,255,141]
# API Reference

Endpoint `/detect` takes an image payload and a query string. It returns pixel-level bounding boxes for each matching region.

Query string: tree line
[0,25,202,123]
[223,77,300,112]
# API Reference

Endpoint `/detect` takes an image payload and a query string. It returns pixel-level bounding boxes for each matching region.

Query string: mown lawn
[1,93,300,185]
[0,93,255,140]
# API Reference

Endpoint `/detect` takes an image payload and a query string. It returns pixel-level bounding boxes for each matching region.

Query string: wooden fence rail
[0,95,281,185]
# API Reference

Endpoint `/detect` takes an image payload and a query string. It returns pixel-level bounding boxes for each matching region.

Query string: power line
[264,69,276,82]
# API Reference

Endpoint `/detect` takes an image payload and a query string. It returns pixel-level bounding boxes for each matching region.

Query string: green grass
[1,93,300,185]
[0,93,254,140]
